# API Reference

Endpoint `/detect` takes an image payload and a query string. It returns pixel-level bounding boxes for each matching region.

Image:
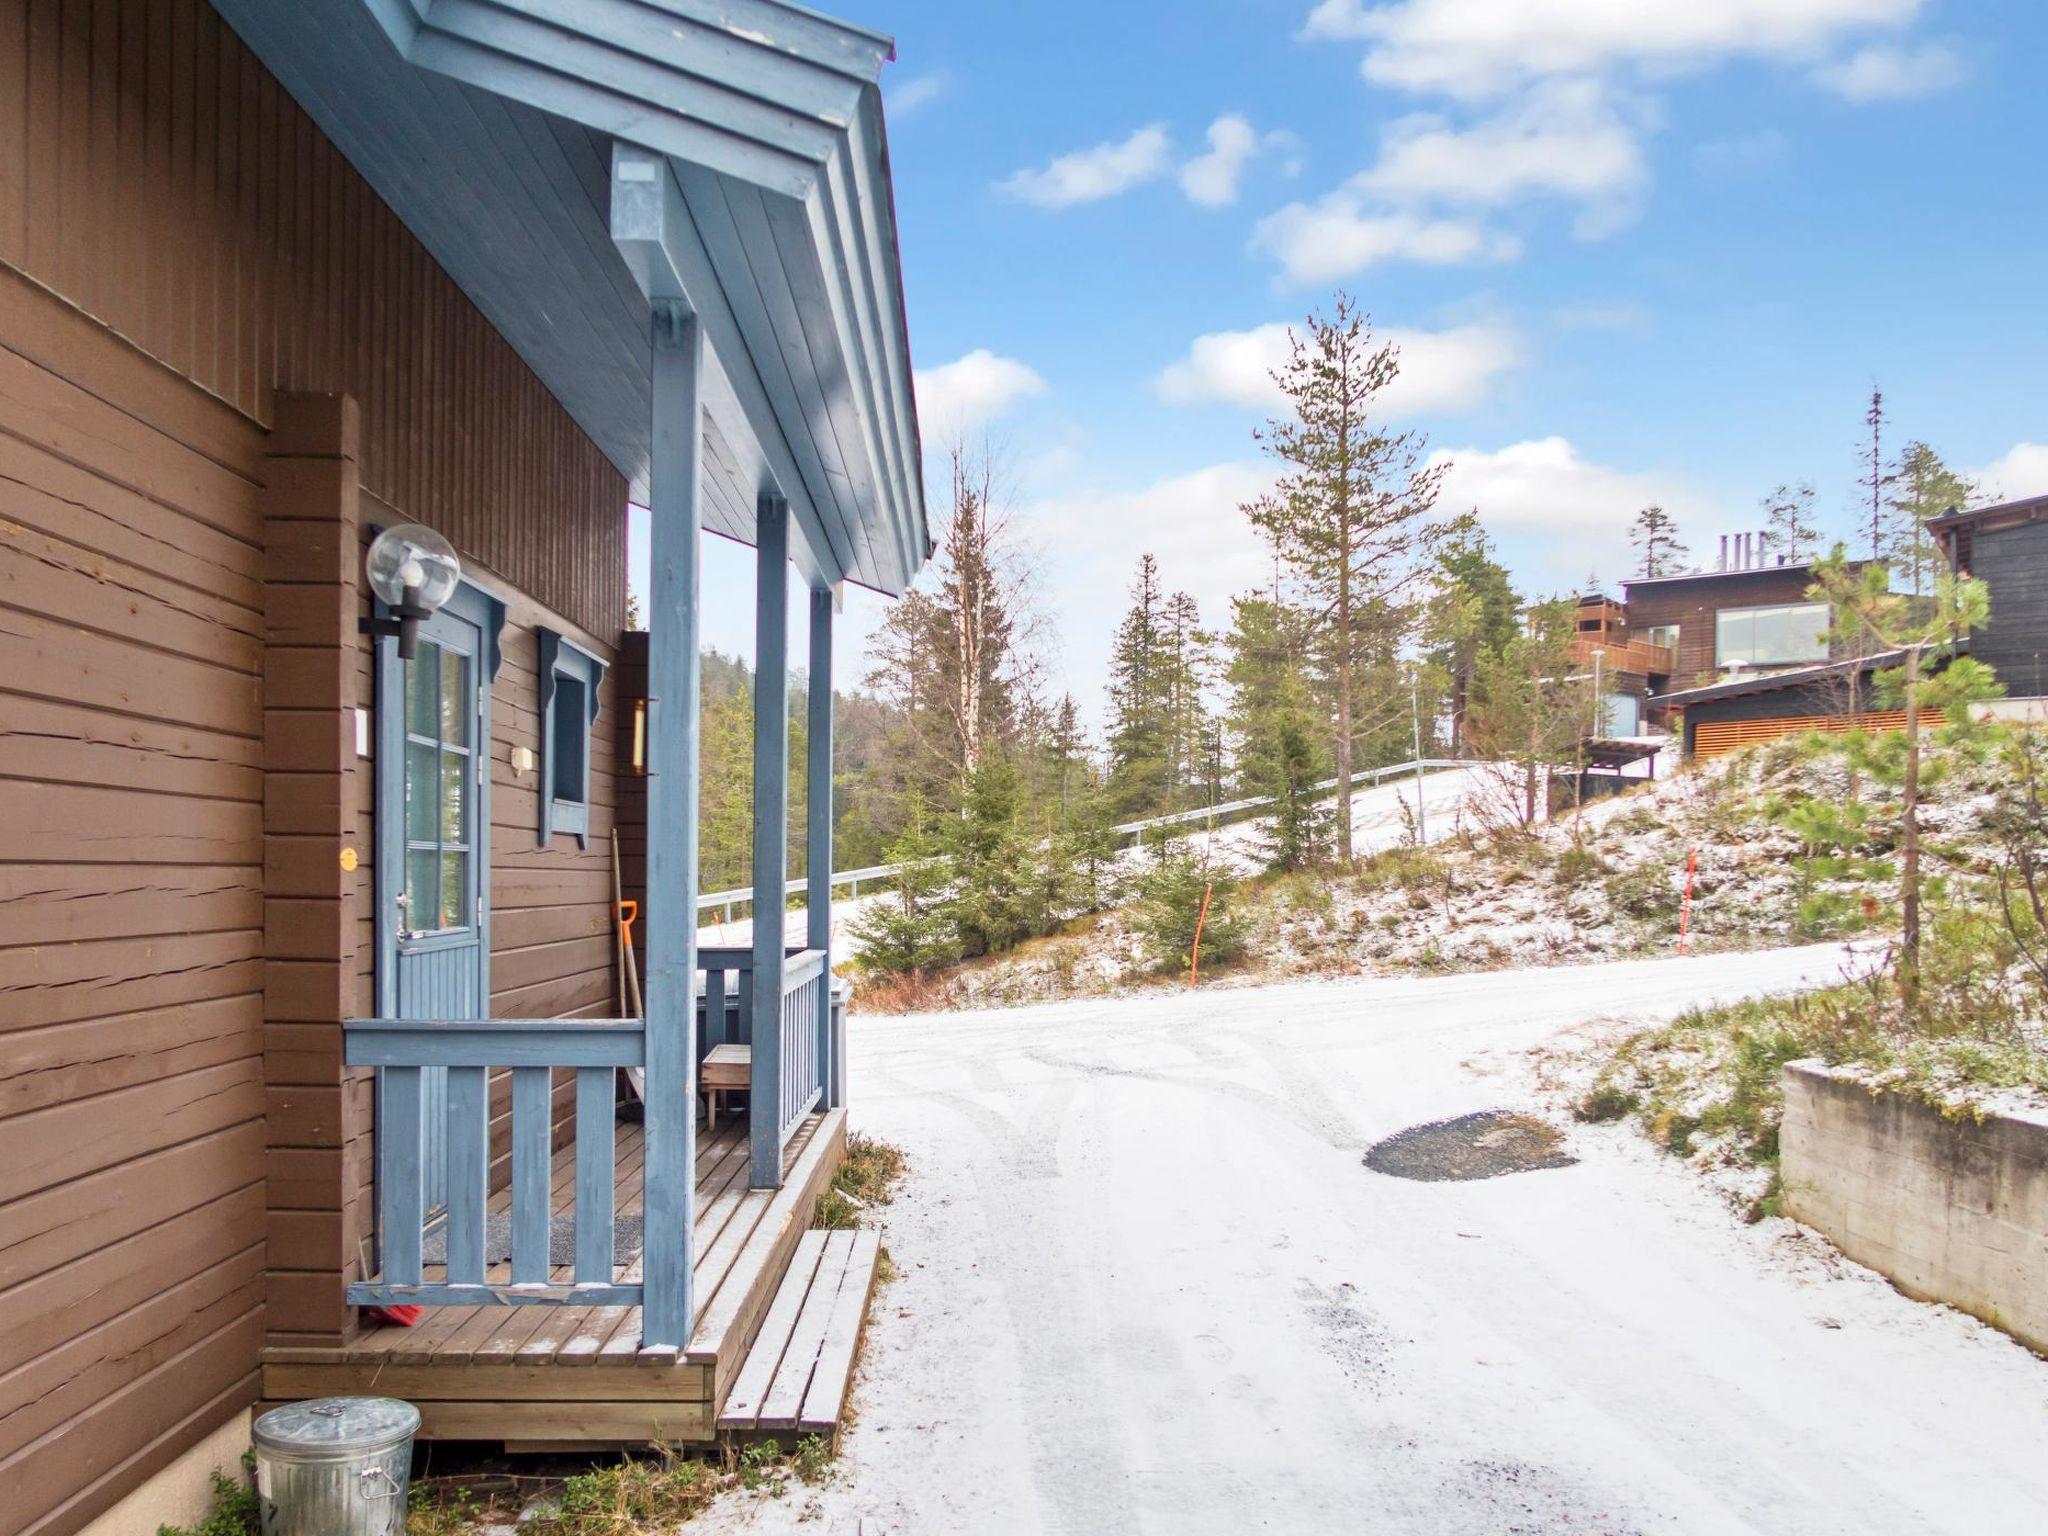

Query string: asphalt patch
[1364,1110,1578,1182]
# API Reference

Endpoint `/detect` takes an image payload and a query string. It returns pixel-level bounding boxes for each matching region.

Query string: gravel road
[702,945,2048,1535]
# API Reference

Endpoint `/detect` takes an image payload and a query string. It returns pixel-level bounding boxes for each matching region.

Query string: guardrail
[695,758,1475,920]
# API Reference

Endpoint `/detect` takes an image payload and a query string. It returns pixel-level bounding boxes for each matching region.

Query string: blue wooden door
[378,584,495,1216]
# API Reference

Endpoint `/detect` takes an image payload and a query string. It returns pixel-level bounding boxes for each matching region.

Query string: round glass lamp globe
[366,523,461,613]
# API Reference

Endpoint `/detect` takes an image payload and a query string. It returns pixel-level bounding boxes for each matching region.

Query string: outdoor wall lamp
[360,523,461,659]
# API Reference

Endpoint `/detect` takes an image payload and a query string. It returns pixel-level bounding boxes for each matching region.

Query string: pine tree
[1887,442,1977,597]
[1810,549,1994,1003]
[1858,386,1896,563]
[1760,481,1821,563]
[1242,294,1457,865]
[1629,505,1688,578]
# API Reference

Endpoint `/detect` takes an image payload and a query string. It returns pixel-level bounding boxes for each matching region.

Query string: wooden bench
[717,1228,881,1443]
[700,1043,750,1129]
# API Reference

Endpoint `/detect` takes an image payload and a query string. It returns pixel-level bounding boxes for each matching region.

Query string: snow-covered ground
[704,946,2048,1535]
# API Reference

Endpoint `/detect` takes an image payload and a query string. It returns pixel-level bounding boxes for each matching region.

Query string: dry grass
[403,1436,837,1536]
[815,1132,906,1230]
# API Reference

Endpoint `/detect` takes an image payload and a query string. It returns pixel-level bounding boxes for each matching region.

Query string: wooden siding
[1970,523,2048,699]
[0,6,630,1534]
[1693,710,1912,760]
[0,0,625,641]
[1622,567,1825,687]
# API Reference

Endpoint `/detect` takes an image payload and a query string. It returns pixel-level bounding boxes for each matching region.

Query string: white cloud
[888,71,949,118]
[1430,436,1722,580]
[1301,0,1925,97]
[998,124,1173,209]
[912,350,1048,441]
[1358,79,1650,235]
[1252,196,1520,286]
[1025,463,1278,704]
[1974,444,2048,503]
[1811,42,1965,100]
[1155,319,1523,416]
[1179,115,1295,207]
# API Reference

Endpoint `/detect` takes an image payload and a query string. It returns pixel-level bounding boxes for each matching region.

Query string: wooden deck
[260,1107,847,1446]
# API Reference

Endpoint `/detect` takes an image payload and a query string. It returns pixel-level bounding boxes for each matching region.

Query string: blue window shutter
[537,627,606,848]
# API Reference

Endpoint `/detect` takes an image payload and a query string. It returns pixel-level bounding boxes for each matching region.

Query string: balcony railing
[1571,635,1675,677]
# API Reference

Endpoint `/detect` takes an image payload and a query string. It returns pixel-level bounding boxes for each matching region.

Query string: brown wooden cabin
[0,5,926,1535]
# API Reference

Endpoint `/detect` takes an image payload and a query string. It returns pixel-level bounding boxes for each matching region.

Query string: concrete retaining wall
[1781,1062,2048,1354]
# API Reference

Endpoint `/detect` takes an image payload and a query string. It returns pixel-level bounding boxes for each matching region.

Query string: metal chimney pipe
[1719,534,1729,571]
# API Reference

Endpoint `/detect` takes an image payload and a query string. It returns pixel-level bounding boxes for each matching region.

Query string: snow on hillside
[905,733,2006,1012]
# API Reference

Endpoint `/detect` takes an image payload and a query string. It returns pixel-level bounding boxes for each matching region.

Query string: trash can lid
[254,1398,421,1458]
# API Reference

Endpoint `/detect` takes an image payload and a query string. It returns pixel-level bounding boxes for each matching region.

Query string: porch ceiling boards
[214,0,926,595]
[260,1108,847,1444]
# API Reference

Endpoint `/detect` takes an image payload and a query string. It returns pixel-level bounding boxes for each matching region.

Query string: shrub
[1130,836,1243,974]
[159,1471,258,1536]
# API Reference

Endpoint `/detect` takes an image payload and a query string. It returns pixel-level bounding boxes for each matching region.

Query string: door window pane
[406,849,439,931]
[440,850,468,930]
[406,742,438,842]
[440,754,467,842]
[550,673,588,806]
[439,647,469,746]
[407,640,441,738]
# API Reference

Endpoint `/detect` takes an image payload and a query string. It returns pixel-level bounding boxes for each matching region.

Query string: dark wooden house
[0,4,925,1535]
[1930,493,2048,699]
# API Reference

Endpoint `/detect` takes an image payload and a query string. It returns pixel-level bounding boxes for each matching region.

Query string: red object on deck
[367,1305,424,1327]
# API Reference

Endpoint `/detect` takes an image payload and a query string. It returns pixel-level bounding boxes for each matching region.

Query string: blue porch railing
[344,1018,646,1308]
[698,945,830,1144]
[343,953,835,1315]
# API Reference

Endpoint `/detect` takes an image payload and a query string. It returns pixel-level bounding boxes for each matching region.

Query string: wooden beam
[751,497,790,1189]
[806,587,837,1109]
[639,301,703,1350]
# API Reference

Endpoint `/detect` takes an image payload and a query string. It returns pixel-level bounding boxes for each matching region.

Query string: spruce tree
[1106,554,1171,816]
[1887,442,1977,596]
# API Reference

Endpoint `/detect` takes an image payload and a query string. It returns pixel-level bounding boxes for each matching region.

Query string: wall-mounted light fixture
[359,523,461,659]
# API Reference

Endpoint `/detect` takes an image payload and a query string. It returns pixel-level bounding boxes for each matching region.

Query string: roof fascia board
[611,143,840,586]
[468,0,871,120]
[842,94,923,553]
[815,128,920,583]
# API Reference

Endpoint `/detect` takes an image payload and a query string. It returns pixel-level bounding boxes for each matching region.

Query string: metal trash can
[252,1397,420,1536]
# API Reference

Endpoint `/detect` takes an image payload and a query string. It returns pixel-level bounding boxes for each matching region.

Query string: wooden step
[717,1227,881,1441]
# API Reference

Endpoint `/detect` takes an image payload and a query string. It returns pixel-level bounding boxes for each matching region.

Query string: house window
[1715,603,1829,669]
[537,628,606,847]
[1643,623,1679,651]
[1600,692,1641,737]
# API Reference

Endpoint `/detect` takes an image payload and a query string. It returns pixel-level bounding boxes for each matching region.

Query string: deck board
[719,1227,880,1440]
[260,1107,847,1444]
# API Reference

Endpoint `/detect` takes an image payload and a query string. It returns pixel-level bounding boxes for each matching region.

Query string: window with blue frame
[537,628,605,847]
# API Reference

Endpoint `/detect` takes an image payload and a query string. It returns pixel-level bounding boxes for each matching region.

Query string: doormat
[1363,1111,1577,1182]
[420,1211,643,1267]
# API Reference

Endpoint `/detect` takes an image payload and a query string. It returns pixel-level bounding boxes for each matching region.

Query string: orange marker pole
[1678,849,1697,955]
[1189,882,1214,988]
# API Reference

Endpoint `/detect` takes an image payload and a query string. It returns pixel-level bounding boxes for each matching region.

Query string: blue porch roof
[217,0,928,594]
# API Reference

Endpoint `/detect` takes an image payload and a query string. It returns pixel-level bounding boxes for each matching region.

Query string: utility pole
[1410,677,1428,845]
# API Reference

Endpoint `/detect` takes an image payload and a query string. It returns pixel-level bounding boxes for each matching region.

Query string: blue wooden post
[639,299,702,1348]
[751,496,790,1188]
[808,586,837,1109]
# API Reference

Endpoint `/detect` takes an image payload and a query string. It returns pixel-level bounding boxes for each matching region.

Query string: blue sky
[665,0,2048,725]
